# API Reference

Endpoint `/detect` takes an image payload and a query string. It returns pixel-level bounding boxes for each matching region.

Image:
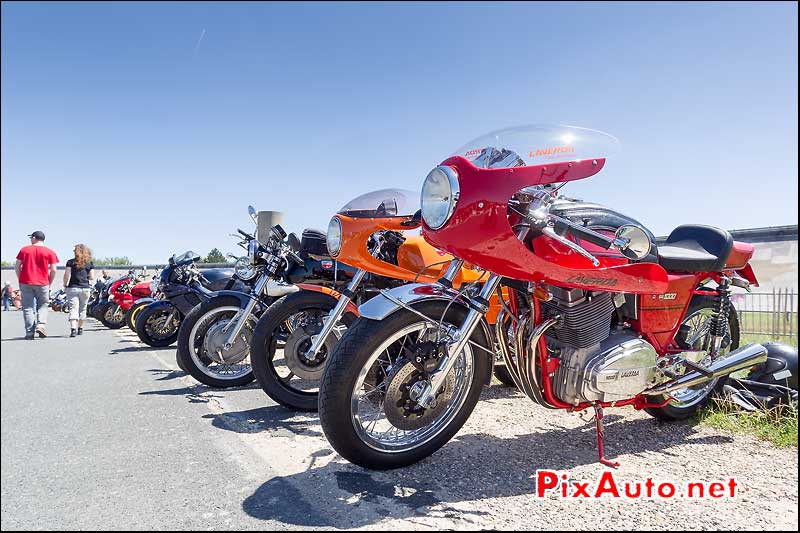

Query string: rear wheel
[99,303,126,329]
[645,295,740,421]
[319,301,490,470]
[251,291,355,411]
[176,296,256,388]
[493,364,517,387]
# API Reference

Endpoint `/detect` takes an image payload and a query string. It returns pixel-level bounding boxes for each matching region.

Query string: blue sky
[2,1,797,264]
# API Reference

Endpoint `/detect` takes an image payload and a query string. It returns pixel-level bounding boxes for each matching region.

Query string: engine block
[551,331,658,405]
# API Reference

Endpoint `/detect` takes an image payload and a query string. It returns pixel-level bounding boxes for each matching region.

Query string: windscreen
[338,188,418,218]
[453,124,620,169]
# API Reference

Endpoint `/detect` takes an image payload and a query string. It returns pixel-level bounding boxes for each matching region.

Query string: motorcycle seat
[657,224,733,273]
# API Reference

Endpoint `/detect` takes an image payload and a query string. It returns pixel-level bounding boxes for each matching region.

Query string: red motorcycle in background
[318,124,770,470]
[98,271,153,329]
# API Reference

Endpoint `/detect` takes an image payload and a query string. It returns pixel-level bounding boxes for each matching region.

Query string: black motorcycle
[176,206,357,388]
[134,252,247,348]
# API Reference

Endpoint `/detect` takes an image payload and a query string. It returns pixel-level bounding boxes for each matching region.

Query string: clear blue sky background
[2,1,797,264]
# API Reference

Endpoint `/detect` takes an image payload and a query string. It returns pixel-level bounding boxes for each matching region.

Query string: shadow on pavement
[110,345,174,354]
[241,416,732,528]
[147,368,186,381]
[201,405,323,437]
[139,386,225,404]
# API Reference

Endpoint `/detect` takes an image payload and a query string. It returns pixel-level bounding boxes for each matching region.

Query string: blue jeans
[20,284,49,335]
[2,295,10,311]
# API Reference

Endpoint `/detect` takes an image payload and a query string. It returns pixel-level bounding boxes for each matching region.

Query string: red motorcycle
[318,124,767,470]
[99,271,153,329]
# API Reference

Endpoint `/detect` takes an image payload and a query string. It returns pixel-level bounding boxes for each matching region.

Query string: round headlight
[234,256,258,281]
[327,216,342,256]
[421,166,459,230]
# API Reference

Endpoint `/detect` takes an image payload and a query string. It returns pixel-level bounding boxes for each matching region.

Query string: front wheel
[135,303,182,347]
[126,300,152,332]
[251,291,355,412]
[319,301,490,470]
[176,295,256,388]
[99,303,126,329]
[645,295,740,421]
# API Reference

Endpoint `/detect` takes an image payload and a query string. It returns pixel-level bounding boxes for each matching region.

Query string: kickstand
[593,404,620,468]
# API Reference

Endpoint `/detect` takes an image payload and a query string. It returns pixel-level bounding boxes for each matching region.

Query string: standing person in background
[15,231,59,339]
[63,244,95,337]
[2,282,13,311]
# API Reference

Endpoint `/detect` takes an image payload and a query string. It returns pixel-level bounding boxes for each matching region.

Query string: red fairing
[422,156,669,294]
[131,281,152,299]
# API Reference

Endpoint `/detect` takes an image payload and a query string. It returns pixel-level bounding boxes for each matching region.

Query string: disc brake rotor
[203,318,252,365]
[283,319,335,381]
[383,360,455,431]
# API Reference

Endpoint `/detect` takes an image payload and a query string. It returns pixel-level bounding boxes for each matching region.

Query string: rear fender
[735,263,759,288]
[359,283,495,384]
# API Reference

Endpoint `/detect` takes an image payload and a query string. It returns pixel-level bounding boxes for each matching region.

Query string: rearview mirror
[248,205,257,223]
[287,233,301,252]
[614,225,652,260]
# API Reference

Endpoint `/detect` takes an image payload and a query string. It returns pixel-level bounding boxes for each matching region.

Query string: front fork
[414,273,502,408]
[222,272,270,350]
[304,269,368,358]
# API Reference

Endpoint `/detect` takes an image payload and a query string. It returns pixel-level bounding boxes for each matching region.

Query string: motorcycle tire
[176,295,256,388]
[645,295,740,421]
[125,300,152,332]
[251,291,356,412]
[319,300,490,470]
[99,302,126,329]
[135,303,182,348]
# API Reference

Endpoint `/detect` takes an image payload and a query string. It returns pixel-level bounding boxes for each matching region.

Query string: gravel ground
[1,311,797,530]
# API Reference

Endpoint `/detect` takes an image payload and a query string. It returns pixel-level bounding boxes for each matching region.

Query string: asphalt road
[1,310,798,530]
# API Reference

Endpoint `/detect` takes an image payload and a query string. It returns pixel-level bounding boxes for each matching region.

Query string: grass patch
[698,397,798,448]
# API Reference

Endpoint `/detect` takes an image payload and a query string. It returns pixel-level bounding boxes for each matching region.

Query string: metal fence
[733,288,798,344]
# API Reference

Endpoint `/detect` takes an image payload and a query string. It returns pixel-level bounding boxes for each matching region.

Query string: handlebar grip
[237,228,254,240]
[553,219,614,249]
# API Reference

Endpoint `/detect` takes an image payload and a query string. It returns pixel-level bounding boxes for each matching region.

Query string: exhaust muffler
[645,343,768,396]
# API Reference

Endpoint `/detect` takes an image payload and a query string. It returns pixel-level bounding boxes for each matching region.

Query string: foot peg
[593,404,620,468]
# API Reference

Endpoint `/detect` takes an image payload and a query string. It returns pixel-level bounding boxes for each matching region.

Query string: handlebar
[237,228,255,240]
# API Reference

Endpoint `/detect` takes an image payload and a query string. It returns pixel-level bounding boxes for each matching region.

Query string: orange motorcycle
[250,189,506,411]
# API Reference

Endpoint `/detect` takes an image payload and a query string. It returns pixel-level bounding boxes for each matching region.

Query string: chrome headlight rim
[233,256,258,281]
[421,165,460,230]
[327,216,343,257]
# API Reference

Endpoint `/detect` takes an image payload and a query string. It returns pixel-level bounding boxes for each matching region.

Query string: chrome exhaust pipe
[645,343,768,395]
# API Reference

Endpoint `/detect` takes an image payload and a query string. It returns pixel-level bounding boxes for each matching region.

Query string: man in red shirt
[15,231,59,339]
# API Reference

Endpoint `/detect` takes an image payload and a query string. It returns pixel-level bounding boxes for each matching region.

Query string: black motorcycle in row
[134,252,247,348]
[176,206,357,388]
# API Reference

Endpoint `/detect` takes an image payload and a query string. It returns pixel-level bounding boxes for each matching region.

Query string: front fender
[297,283,359,316]
[359,283,495,385]
[211,289,267,308]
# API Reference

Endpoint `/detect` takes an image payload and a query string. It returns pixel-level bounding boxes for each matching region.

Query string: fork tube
[438,259,465,287]
[416,273,502,408]
[222,272,269,350]
[304,269,366,358]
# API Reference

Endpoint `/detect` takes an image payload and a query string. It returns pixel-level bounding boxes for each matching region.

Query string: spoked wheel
[99,303,126,329]
[135,303,182,347]
[319,301,490,470]
[251,291,355,411]
[176,296,256,388]
[646,295,740,420]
